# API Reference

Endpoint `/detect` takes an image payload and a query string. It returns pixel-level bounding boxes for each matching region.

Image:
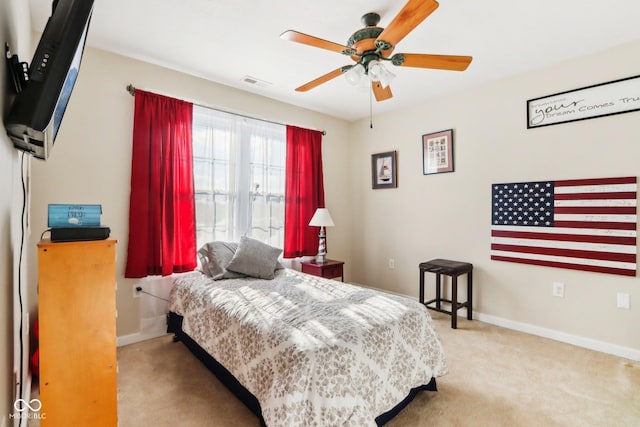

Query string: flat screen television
[5,0,94,160]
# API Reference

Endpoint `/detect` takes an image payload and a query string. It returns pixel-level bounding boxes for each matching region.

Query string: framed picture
[527,74,640,128]
[371,151,397,189]
[422,129,454,175]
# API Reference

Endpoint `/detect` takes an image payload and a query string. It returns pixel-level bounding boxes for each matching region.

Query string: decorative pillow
[225,236,283,280]
[198,241,247,280]
[197,245,214,276]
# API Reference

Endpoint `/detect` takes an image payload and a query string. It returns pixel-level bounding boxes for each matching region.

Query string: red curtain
[125,90,197,278]
[284,125,325,258]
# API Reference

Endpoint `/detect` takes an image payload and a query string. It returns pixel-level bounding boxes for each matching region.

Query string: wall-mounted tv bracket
[5,43,29,93]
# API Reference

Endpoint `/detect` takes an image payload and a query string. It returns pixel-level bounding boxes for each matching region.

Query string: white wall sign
[527,75,640,128]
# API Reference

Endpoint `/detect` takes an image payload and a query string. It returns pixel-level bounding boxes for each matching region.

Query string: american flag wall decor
[491,176,637,276]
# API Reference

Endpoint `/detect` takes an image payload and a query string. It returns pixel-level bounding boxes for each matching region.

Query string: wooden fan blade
[280,30,350,54]
[295,67,345,92]
[372,81,393,101]
[376,0,440,50]
[394,53,472,71]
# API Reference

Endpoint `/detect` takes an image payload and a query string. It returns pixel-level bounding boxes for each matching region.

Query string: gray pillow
[225,236,283,280]
[198,241,247,280]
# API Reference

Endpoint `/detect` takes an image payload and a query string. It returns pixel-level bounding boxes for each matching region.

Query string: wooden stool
[419,259,473,329]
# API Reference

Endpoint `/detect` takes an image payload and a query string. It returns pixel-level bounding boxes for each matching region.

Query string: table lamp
[309,208,334,263]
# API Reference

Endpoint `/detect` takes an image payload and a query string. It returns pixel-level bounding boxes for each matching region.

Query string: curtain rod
[125,84,326,135]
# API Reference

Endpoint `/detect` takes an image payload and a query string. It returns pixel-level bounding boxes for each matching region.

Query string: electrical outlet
[133,285,142,298]
[388,258,395,269]
[552,282,564,298]
[617,293,630,309]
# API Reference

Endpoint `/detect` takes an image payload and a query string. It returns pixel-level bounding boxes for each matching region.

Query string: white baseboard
[117,330,169,347]
[117,314,169,347]
[352,281,639,361]
[474,312,640,362]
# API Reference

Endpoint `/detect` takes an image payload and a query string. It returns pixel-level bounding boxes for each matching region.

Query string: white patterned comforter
[169,268,447,427]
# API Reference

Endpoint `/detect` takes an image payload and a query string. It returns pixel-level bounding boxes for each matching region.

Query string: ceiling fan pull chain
[370,87,373,129]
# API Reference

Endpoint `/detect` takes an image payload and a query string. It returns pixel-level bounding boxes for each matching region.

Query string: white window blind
[192,105,286,249]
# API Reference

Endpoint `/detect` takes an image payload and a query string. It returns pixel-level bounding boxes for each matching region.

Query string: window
[192,105,286,250]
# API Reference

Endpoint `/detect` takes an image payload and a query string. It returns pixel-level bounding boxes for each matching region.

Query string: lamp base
[315,229,328,263]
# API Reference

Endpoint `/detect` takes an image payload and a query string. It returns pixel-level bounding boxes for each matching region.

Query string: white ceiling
[28,0,640,122]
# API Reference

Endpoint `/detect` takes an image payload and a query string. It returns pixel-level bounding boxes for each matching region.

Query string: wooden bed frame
[167,311,437,426]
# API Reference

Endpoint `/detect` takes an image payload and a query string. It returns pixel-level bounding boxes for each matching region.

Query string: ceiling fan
[280,0,472,102]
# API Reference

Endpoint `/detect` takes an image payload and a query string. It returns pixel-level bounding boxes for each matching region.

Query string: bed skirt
[166,311,437,426]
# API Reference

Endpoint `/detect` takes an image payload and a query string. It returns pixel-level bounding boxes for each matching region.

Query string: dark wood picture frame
[371,151,397,189]
[422,129,454,175]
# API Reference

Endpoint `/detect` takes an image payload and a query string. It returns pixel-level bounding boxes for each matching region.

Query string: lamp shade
[309,208,335,227]
[378,66,396,89]
[367,61,384,81]
[344,64,365,86]
[368,61,395,88]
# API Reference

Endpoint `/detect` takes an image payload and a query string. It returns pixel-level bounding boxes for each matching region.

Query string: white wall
[348,40,640,358]
[28,46,352,338]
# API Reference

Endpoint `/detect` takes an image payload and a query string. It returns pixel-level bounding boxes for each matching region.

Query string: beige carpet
[117,312,640,427]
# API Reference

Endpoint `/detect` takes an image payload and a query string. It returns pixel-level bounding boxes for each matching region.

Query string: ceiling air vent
[241,75,272,87]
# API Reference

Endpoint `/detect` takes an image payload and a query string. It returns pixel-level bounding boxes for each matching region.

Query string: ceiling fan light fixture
[344,63,365,86]
[368,61,395,88]
[378,67,396,89]
[367,60,383,82]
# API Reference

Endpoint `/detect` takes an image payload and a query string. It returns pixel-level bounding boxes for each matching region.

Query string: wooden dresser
[37,239,117,426]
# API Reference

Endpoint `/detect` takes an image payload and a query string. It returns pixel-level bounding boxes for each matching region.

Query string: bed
[167,239,448,426]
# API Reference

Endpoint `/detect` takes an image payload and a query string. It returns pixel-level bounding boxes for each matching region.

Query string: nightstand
[301,259,344,281]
